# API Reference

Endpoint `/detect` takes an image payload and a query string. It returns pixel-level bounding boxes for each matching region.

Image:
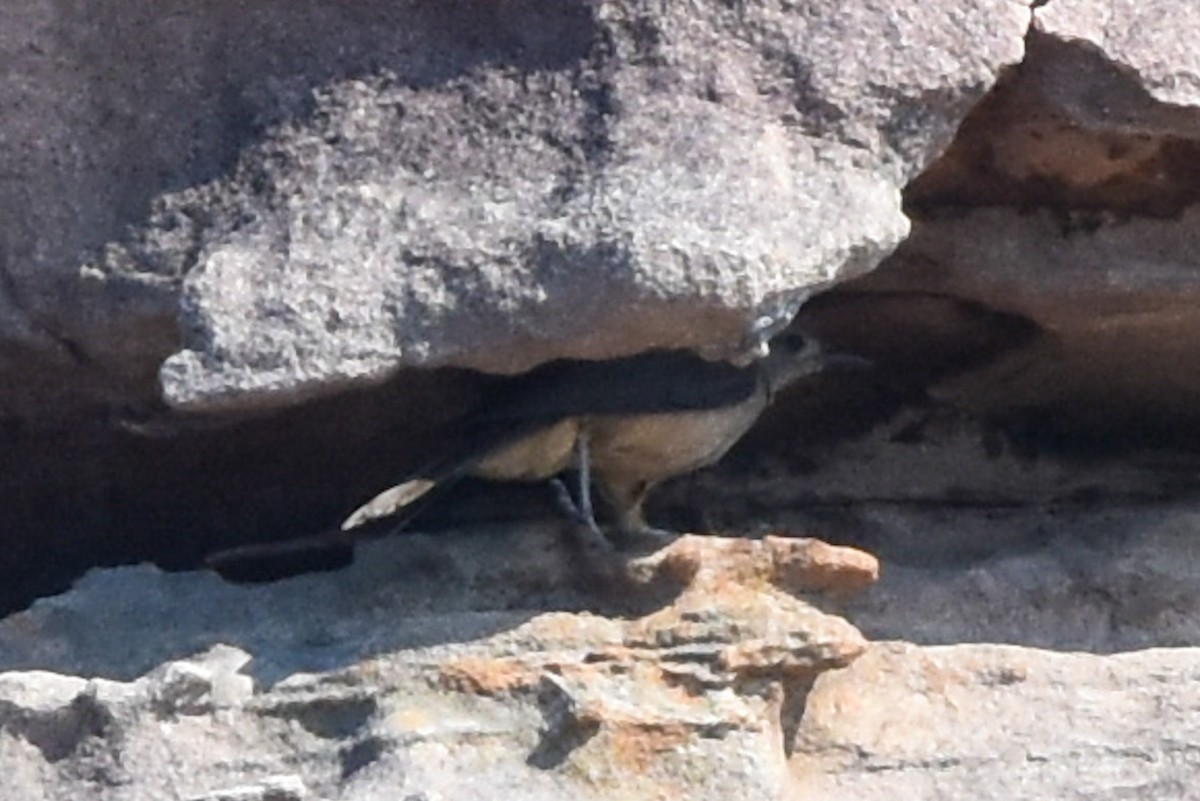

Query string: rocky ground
[6,419,1200,800]
[5,0,1200,798]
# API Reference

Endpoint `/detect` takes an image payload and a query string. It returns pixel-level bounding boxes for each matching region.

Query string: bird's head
[760,333,872,395]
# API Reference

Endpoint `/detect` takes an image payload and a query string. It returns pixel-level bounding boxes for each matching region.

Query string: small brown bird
[342,333,864,542]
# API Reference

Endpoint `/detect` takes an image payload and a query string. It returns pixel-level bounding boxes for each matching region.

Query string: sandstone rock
[9,1,1200,799]
[795,642,1200,801]
[818,3,1200,447]
[9,508,1200,800]
[849,208,1200,439]
[0,532,874,800]
[839,501,1200,653]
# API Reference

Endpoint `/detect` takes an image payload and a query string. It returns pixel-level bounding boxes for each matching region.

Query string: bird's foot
[551,477,611,547]
[606,523,678,552]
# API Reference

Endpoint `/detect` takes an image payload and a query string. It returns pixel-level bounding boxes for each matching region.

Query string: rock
[0,531,875,800]
[843,207,1200,441]
[795,642,1200,800]
[0,0,1025,618]
[11,510,1200,800]
[809,2,1200,448]
[9,1,1200,799]
[151,0,1033,410]
[145,644,256,716]
[0,0,1026,419]
[1034,0,1200,107]
[837,501,1200,652]
[185,775,308,801]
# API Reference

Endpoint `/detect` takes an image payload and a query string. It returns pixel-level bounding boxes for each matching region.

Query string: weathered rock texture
[795,643,1200,800]
[862,2,1200,447]
[1,0,1028,419]
[7,0,1200,799]
[0,0,1025,618]
[7,504,1200,800]
[0,534,877,801]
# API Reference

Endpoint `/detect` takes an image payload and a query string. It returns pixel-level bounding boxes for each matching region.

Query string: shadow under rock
[0,521,660,686]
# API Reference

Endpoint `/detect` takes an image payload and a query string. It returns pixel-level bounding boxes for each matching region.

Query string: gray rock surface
[815,1,1200,446]
[6,496,1200,800]
[796,642,1200,801]
[0,0,1027,417]
[153,0,1030,409]
[0,533,875,801]
[846,206,1200,439]
[680,403,1200,651]
[11,1,1200,800]
[1035,0,1200,107]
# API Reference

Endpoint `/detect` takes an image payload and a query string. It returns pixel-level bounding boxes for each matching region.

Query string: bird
[341,332,866,543]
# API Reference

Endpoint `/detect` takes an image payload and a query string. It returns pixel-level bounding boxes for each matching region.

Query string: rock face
[0,0,1026,625]
[8,1,1200,800]
[1,0,1028,419]
[7,508,1200,800]
[796,643,1200,801]
[841,1,1200,446]
[140,0,1024,409]
[0,533,877,801]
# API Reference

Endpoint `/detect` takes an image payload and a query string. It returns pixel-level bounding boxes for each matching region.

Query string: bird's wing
[478,350,760,425]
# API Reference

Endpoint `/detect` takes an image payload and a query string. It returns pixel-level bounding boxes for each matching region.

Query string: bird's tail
[338,417,540,532]
[340,477,440,530]
[338,440,479,532]
[204,474,451,578]
[204,436,494,577]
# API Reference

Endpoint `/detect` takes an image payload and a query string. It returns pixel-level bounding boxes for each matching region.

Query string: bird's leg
[574,426,597,528]
[550,477,577,519]
[550,426,607,545]
[604,478,676,544]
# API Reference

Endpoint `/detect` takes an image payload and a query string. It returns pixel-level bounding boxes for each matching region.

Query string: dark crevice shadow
[0,364,496,617]
[526,675,601,770]
[779,677,817,759]
[0,515,697,686]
